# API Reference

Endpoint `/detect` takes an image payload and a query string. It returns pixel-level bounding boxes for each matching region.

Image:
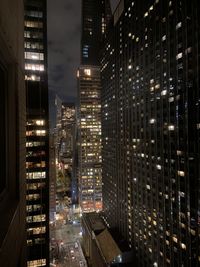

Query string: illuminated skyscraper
[25,0,49,266]
[78,0,111,212]
[101,0,200,266]
[78,66,102,212]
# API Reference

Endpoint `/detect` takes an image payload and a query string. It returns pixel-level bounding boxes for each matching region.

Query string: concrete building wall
[0,0,26,266]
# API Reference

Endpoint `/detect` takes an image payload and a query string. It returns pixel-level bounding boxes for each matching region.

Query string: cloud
[47,0,119,102]
[47,0,81,100]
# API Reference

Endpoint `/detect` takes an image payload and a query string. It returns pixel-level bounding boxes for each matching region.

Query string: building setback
[101,0,200,266]
[78,0,112,212]
[0,0,26,266]
[25,0,49,266]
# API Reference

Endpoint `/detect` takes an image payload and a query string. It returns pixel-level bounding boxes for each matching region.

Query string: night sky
[47,0,119,104]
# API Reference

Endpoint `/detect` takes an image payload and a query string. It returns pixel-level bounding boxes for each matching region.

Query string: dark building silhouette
[101,0,200,266]
[25,0,49,266]
[0,0,26,266]
[78,0,112,212]
[81,0,112,65]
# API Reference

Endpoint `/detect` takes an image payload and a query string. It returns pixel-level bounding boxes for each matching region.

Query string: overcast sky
[47,0,119,103]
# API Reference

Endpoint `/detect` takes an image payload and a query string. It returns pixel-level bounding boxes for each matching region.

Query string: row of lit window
[27,182,45,190]
[25,63,44,72]
[26,141,45,147]
[27,259,46,267]
[27,226,46,235]
[25,21,43,28]
[81,143,100,147]
[25,75,40,81]
[26,171,46,179]
[25,10,43,18]
[26,204,42,212]
[24,31,43,39]
[25,41,43,50]
[26,130,46,136]
[26,214,46,223]
[26,161,46,169]
[25,52,44,61]
[26,194,40,201]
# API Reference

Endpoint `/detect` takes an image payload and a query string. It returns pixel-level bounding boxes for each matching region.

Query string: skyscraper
[77,66,102,212]
[25,0,49,266]
[101,0,200,266]
[78,0,112,212]
[81,0,111,65]
[0,1,26,266]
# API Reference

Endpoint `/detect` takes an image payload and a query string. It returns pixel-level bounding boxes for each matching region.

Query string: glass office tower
[24,0,49,266]
[101,0,200,266]
[78,0,111,212]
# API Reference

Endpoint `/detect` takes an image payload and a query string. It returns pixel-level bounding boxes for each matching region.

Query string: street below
[50,202,87,267]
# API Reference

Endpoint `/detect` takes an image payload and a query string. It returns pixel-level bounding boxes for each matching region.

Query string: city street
[50,203,87,267]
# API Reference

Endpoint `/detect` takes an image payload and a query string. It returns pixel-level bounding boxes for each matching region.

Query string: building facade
[101,0,200,266]
[0,1,26,266]
[49,134,56,223]
[78,66,103,212]
[25,0,49,266]
[78,0,112,212]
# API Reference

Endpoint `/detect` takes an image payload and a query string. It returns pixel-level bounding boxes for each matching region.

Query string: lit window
[161,90,167,96]
[25,21,43,28]
[177,150,183,156]
[176,52,183,60]
[155,83,160,89]
[27,259,46,267]
[178,171,185,177]
[156,164,162,170]
[25,52,44,60]
[181,243,186,249]
[168,125,175,131]
[149,118,156,124]
[25,75,40,81]
[84,69,91,76]
[176,22,182,30]
[25,64,44,71]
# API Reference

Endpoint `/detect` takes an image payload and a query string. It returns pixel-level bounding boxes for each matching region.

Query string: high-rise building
[0,1,26,266]
[25,0,49,266]
[49,134,56,223]
[81,0,112,65]
[77,66,103,212]
[59,103,76,167]
[101,0,200,266]
[78,0,112,213]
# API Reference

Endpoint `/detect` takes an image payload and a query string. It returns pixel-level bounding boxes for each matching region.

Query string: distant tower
[24,0,49,266]
[78,0,111,212]
[81,0,112,65]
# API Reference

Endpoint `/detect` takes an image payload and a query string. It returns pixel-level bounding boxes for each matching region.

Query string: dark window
[0,65,6,194]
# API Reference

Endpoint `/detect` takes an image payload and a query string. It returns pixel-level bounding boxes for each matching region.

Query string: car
[74,242,78,248]
[79,261,84,267]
